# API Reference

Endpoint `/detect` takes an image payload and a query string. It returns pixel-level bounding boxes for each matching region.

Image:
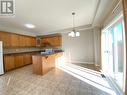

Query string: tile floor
[0,65,111,95]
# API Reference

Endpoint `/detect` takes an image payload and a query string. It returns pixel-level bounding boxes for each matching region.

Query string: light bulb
[76,32,80,37]
[71,31,75,37]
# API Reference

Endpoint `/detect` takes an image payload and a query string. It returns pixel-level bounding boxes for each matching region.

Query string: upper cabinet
[11,34,19,47]
[0,31,61,48]
[19,35,26,47]
[0,32,11,48]
[30,37,36,47]
[25,36,31,47]
[40,35,62,47]
[0,31,36,48]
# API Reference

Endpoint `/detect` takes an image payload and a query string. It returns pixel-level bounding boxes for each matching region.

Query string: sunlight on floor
[55,56,117,95]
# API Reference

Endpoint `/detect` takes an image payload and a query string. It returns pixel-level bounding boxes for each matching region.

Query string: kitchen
[0,0,127,95]
[0,32,63,74]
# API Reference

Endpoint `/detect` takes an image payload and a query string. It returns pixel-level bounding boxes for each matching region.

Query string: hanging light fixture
[68,12,80,37]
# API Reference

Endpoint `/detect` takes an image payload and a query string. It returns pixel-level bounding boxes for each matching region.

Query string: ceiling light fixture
[25,23,35,29]
[68,12,80,37]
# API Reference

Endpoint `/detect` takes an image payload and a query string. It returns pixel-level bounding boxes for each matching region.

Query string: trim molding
[66,61,95,64]
[92,0,101,25]
[101,70,124,95]
[122,0,127,94]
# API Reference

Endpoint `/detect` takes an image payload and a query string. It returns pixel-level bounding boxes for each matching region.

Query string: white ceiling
[0,0,118,36]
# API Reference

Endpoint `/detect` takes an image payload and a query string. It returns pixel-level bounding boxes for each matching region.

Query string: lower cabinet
[4,55,15,72]
[4,53,33,72]
[14,55,24,68]
[23,54,32,65]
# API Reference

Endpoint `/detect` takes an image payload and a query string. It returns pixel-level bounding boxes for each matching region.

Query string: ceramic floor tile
[0,65,115,95]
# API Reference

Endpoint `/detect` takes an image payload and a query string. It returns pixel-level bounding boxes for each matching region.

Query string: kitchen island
[32,52,63,75]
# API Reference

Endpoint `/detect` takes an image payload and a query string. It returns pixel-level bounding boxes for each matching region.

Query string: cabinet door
[30,37,36,47]
[0,32,11,48]
[19,35,25,47]
[54,36,62,47]
[41,36,62,47]
[11,34,19,47]
[4,55,15,72]
[49,37,55,46]
[23,54,32,65]
[14,55,24,68]
[25,37,31,47]
[41,38,49,46]
[32,56,43,75]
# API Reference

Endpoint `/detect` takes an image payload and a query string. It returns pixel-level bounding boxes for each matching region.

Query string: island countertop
[32,51,63,56]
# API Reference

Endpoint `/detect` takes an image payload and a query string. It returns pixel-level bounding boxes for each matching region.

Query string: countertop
[32,51,63,57]
[4,48,43,54]
[4,48,62,55]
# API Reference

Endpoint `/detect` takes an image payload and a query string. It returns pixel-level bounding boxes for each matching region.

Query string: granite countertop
[33,51,63,57]
[4,48,63,55]
[4,48,43,54]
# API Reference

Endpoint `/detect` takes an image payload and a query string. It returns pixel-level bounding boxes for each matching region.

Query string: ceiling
[0,0,119,36]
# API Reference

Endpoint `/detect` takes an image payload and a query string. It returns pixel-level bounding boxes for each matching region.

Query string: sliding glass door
[102,17,125,91]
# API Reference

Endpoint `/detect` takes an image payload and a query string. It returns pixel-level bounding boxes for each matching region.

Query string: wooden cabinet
[41,37,50,47]
[41,35,62,47]
[32,56,43,75]
[14,55,24,68]
[11,34,19,47]
[52,36,62,46]
[19,35,26,47]
[42,55,55,75]
[23,54,32,65]
[4,53,34,72]
[0,32,11,48]
[30,37,36,47]
[19,36,36,47]
[32,53,60,75]
[4,52,63,72]
[0,31,36,48]
[4,55,15,72]
[0,31,61,48]
[25,36,31,47]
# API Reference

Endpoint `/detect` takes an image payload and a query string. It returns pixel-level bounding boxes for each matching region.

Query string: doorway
[101,16,125,91]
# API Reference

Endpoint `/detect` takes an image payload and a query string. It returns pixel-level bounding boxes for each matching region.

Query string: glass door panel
[113,21,124,89]
[102,18,125,91]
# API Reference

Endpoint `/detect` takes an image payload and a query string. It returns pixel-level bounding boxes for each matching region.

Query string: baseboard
[95,64,100,67]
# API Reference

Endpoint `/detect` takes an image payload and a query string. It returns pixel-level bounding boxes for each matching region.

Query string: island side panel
[42,55,56,75]
[32,55,43,75]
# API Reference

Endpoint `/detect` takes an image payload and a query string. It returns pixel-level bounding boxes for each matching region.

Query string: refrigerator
[0,41,4,75]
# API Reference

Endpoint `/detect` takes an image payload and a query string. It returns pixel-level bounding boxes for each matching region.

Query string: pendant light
[68,12,80,37]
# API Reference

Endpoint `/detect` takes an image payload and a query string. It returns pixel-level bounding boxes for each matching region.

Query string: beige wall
[62,29,95,64]
[93,27,101,66]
